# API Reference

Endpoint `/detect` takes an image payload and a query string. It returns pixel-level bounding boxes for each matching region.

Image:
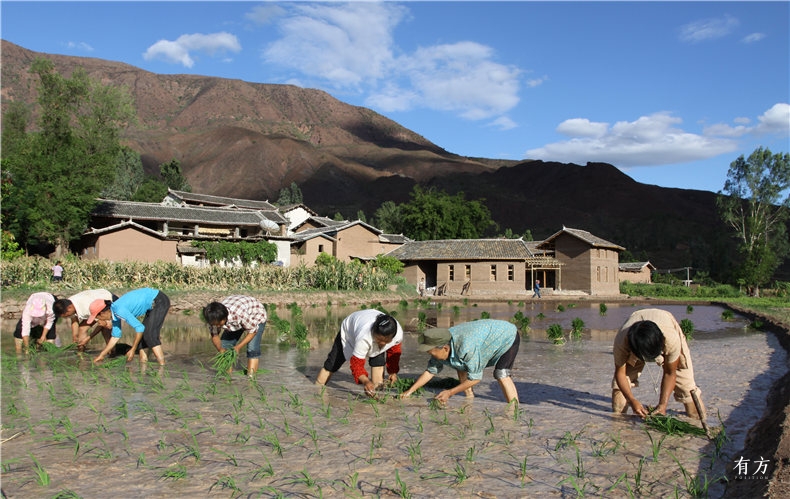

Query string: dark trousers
[322,331,385,372]
[136,292,170,351]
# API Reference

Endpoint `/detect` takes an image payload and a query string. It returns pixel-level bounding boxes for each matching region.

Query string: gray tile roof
[379,233,410,244]
[92,199,287,226]
[291,220,383,242]
[167,189,277,211]
[385,239,534,261]
[619,261,655,272]
[538,226,625,251]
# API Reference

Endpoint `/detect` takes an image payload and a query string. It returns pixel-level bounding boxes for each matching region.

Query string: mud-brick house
[536,227,624,296]
[78,199,291,265]
[290,217,409,266]
[385,238,561,297]
[163,189,279,211]
[618,261,656,284]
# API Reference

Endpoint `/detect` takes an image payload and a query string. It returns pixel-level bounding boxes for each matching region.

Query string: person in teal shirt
[87,288,170,365]
[401,319,520,404]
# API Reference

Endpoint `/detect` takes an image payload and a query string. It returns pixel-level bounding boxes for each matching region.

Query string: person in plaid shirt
[203,295,268,378]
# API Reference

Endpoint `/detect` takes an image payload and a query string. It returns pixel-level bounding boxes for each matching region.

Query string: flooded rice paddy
[1,300,786,498]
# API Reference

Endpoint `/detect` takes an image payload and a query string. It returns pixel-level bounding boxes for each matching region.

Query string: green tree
[356,210,367,223]
[160,159,191,192]
[372,200,403,234]
[717,147,790,296]
[400,186,495,240]
[1,58,135,254]
[131,178,169,202]
[276,182,303,205]
[102,146,145,200]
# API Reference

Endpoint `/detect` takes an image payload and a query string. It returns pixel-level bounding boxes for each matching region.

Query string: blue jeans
[220,322,265,358]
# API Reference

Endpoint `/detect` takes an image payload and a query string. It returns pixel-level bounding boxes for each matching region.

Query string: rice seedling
[210,475,241,495]
[211,448,239,466]
[518,455,530,487]
[721,309,734,320]
[571,318,585,339]
[395,469,412,498]
[749,319,764,330]
[251,459,275,480]
[687,305,694,314]
[480,311,491,319]
[546,323,565,345]
[673,455,718,498]
[634,457,645,494]
[599,303,607,316]
[465,444,479,462]
[536,312,545,320]
[591,433,622,458]
[29,453,50,486]
[51,489,82,499]
[555,427,586,451]
[406,438,422,470]
[160,463,188,480]
[512,311,530,332]
[645,429,667,461]
[212,349,238,377]
[644,415,707,437]
[679,319,694,340]
[136,453,148,468]
[264,432,283,457]
[556,304,565,312]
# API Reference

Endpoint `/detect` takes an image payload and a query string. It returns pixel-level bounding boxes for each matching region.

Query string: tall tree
[276,182,303,205]
[400,186,495,240]
[1,58,135,254]
[373,201,403,234]
[159,159,191,192]
[717,147,790,295]
[102,146,145,200]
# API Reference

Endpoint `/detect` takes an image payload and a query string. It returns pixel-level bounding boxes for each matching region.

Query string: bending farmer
[203,295,268,378]
[612,308,705,418]
[316,309,403,396]
[401,319,520,404]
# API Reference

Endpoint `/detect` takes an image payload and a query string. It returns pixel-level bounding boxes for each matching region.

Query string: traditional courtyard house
[78,199,291,265]
[618,261,656,284]
[277,204,319,234]
[536,227,624,296]
[290,217,408,266]
[163,189,279,211]
[385,238,549,296]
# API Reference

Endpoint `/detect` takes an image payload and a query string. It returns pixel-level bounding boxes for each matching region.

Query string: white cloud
[526,75,548,88]
[753,103,790,135]
[143,32,241,68]
[263,2,405,87]
[679,15,739,43]
[742,32,766,44]
[556,118,608,138]
[245,4,286,25]
[487,116,518,131]
[526,112,738,167]
[65,41,93,52]
[260,3,522,122]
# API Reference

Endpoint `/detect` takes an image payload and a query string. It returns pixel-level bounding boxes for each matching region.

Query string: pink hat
[87,299,108,324]
[28,297,47,317]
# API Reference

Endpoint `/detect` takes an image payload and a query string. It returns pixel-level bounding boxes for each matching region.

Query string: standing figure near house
[51,261,64,282]
[418,277,426,297]
[315,309,403,397]
[53,289,118,350]
[13,292,58,353]
[533,279,541,298]
[401,319,520,404]
[203,296,268,378]
[611,308,705,419]
[88,287,170,365]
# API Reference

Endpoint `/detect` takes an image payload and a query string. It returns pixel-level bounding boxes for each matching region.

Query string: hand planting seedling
[211,349,238,377]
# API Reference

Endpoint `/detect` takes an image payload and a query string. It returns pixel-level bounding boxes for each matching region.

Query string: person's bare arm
[614,364,648,417]
[656,358,680,415]
[400,371,435,399]
[94,336,120,363]
[436,377,480,403]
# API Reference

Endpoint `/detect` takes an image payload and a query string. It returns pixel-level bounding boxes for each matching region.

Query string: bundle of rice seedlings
[212,349,238,375]
[644,414,707,437]
[99,357,128,369]
[38,342,61,353]
[390,377,425,396]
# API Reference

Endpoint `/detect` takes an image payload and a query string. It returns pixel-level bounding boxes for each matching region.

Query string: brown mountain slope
[1,40,499,200]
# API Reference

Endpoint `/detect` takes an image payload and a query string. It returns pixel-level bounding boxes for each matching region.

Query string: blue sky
[2,1,788,193]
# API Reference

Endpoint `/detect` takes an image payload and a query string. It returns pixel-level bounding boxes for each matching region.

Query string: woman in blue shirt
[87,288,170,365]
[401,319,520,404]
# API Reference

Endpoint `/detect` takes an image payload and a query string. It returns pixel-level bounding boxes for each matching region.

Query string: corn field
[0,257,394,292]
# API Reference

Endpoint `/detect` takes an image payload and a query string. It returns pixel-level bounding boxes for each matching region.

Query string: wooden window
[490,264,497,281]
[596,266,601,282]
[449,265,455,281]
[465,265,471,280]
[318,244,324,253]
[507,264,514,281]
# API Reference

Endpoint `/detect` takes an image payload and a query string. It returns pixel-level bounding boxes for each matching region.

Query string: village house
[386,226,626,297]
[618,261,656,284]
[535,227,625,296]
[290,217,409,266]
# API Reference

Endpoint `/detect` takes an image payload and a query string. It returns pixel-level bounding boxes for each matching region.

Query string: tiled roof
[167,189,277,211]
[619,261,655,272]
[92,199,287,226]
[85,220,166,238]
[385,239,534,261]
[379,233,410,244]
[538,227,625,251]
[291,220,382,242]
